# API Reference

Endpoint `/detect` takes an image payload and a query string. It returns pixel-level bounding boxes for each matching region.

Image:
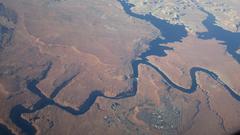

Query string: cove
[196,6,240,63]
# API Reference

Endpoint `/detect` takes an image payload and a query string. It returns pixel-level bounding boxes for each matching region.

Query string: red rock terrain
[0,0,239,135]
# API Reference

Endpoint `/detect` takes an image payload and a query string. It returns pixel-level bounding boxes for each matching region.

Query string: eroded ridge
[0,3,17,49]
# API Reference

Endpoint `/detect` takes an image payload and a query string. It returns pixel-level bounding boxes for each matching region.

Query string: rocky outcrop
[0,3,17,49]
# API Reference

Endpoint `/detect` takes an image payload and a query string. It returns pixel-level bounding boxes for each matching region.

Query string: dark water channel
[6,0,240,135]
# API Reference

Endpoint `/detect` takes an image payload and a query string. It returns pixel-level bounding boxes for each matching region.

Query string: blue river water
[0,123,14,135]
[6,0,240,135]
[196,7,240,63]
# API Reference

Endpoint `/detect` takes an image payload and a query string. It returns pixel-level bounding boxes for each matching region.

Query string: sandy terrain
[129,0,240,32]
[0,0,239,135]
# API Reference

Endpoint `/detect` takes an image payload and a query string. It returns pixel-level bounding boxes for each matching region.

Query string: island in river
[0,0,240,135]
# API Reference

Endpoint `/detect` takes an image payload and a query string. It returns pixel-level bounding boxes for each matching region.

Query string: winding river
[7,0,240,135]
